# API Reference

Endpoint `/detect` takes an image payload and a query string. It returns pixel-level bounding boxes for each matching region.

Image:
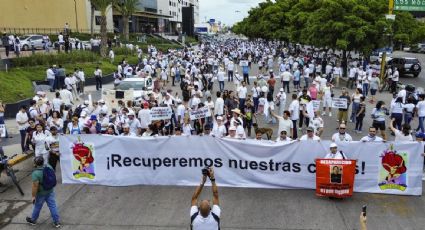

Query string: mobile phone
[362,205,367,217]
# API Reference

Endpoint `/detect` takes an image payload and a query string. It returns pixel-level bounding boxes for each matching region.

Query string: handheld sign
[312,100,321,112]
[331,98,348,109]
[190,107,211,120]
[315,159,356,198]
[150,107,172,121]
[0,124,5,137]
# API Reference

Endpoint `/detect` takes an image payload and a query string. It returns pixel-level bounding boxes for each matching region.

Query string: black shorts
[373,121,386,131]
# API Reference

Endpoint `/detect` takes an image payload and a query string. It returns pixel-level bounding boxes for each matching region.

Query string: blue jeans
[48,79,55,91]
[20,130,26,152]
[404,112,413,125]
[391,113,403,130]
[219,81,224,92]
[253,97,259,112]
[362,83,369,97]
[31,191,60,223]
[175,73,180,82]
[239,98,246,111]
[418,117,425,133]
[304,77,309,88]
[350,102,360,123]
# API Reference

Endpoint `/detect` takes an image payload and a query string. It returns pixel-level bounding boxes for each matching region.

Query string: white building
[157,0,199,34]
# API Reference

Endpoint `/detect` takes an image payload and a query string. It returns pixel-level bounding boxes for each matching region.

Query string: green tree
[113,0,139,41]
[90,0,113,57]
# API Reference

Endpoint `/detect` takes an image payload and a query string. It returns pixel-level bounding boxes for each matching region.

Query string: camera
[202,166,210,176]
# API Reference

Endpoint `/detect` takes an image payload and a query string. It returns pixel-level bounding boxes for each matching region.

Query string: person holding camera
[190,167,220,230]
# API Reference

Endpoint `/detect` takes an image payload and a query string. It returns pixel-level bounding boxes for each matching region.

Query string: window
[95,16,102,25]
[159,10,162,14]
[170,11,172,15]
[169,1,171,6]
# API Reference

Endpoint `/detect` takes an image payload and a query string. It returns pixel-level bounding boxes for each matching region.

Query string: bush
[10,51,99,68]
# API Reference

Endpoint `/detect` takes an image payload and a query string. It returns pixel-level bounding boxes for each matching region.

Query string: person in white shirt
[108,49,115,63]
[416,95,425,133]
[77,68,85,94]
[211,115,226,138]
[51,92,63,112]
[16,106,29,153]
[324,142,347,159]
[32,124,51,165]
[120,124,136,137]
[360,127,384,142]
[281,69,292,93]
[389,118,413,141]
[299,127,321,140]
[331,124,353,143]
[237,81,248,111]
[138,102,151,131]
[217,67,225,92]
[46,67,56,92]
[288,94,300,139]
[94,67,103,91]
[276,88,287,116]
[190,167,220,230]
[269,109,293,138]
[321,82,333,116]
[59,88,73,107]
[276,130,293,142]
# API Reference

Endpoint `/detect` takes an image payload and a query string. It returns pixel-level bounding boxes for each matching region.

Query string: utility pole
[380,0,395,82]
[74,0,79,32]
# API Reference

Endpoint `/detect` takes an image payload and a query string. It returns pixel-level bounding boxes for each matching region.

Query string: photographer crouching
[190,167,220,230]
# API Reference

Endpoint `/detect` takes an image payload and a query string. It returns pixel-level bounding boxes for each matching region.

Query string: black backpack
[73,105,83,117]
[190,211,220,230]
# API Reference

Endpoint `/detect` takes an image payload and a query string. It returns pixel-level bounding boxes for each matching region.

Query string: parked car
[114,77,153,101]
[19,34,45,51]
[387,57,422,78]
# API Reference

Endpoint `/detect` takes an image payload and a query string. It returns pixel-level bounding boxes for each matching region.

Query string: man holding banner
[316,143,356,198]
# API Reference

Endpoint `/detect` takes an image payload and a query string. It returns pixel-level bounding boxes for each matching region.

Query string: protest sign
[150,107,172,121]
[190,107,211,120]
[332,98,348,109]
[312,100,321,111]
[315,159,356,198]
[60,136,423,196]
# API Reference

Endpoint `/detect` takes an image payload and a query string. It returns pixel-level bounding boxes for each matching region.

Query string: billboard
[394,0,425,11]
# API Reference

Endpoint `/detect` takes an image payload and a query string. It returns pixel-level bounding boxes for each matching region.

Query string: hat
[229,126,237,131]
[90,115,97,121]
[416,132,425,139]
[261,86,269,93]
[128,111,135,116]
[80,111,87,117]
[122,123,130,128]
[306,127,314,132]
[98,99,105,104]
[84,100,89,105]
[280,88,284,92]
[231,108,242,115]
[330,143,338,148]
[217,116,223,120]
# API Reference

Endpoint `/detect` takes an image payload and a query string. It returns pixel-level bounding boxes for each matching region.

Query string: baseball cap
[415,132,425,139]
[229,126,236,131]
[330,143,338,148]
[306,127,314,132]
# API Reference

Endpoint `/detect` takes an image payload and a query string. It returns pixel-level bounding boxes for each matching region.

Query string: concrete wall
[0,0,89,30]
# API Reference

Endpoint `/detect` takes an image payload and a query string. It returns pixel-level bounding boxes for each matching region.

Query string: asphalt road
[1,50,425,230]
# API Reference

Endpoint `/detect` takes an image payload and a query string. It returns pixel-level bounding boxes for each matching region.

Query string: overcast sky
[199,0,264,26]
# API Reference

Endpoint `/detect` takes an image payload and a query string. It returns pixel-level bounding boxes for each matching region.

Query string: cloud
[199,0,264,26]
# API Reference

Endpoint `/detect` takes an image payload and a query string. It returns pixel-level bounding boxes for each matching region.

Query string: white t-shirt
[331,132,353,142]
[289,100,300,120]
[394,130,413,142]
[416,101,425,117]
[360,135,383,142]
[277,117,293,136]
[299,134,321,141]
[190,205,221,230]
[237,86,247,99]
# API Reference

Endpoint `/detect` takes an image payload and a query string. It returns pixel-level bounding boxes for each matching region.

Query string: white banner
[150,107,172,121]
[190,107,211,120]
[60,135,424,196]
[332,98,348,109]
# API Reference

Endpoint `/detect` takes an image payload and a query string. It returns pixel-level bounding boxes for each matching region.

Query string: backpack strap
[211,212,221,229]
[190,212,199,230]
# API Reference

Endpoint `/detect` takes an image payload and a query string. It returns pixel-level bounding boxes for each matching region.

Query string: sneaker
[53,222,62,228]
[329,112,332,117]
[26,217,36,226]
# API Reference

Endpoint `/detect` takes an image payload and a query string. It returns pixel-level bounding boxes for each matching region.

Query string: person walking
[16,106,29,153]
[1,33,10,58]
[94,66,103,91]
[371,101,389,141]
[26,156,61,228]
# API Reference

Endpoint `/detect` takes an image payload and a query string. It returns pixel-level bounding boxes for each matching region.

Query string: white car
[114,77,153,100]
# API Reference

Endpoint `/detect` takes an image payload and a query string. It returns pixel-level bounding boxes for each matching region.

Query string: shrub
[10,51,99,68]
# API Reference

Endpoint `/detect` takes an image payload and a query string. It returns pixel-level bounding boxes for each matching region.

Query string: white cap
[80,111,87,117]
[98,99,105,104]
[280,88,284,92]
[217,116,223,120]
[229,126,236,131]
[128,111,135,116]
[330,143,338,148]
[84,100,89,105]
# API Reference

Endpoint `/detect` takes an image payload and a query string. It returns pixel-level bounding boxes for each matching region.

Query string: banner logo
[71,138,95,179]
[378,145,408,191]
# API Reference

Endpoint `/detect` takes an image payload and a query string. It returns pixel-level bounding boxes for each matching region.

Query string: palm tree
[90,0,113,57]
[113,0,139,41]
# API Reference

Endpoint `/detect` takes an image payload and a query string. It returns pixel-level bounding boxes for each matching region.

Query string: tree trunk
[123,15,129,41]
[90,4,95,36]
[100,13,107,57]
[342,50,347,78]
